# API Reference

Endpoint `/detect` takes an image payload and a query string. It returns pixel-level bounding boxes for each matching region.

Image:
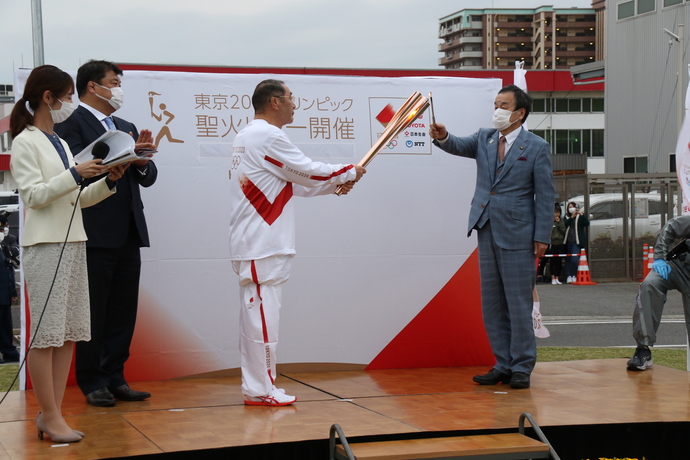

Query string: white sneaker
[245,387,297,406]
[551,279,558,285]
[567,276,574,284]
[555,279,562,284]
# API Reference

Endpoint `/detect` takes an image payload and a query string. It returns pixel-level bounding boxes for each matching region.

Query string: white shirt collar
[501,125,522,146]
[80,101,110,124]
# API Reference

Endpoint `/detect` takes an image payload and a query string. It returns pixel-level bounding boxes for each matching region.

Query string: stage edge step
[329,412,561,460]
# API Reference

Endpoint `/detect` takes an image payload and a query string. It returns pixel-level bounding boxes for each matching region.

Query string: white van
[0,191,19,240]
[0,190,18,212]
[563,193,673,240]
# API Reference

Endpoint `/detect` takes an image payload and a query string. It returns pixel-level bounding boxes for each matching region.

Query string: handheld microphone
[92,141,110,161]
[80,141,110,191]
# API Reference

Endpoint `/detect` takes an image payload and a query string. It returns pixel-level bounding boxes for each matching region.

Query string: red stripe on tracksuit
[250,260,274,385]
[264,155,353,181]
[241,176,293,226]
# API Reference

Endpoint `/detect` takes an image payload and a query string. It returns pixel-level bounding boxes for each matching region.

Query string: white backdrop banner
[16,69,501,382]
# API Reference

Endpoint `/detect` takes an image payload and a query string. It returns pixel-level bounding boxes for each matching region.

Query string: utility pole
[663,24,684,135]
[31,0,44,67]
[678,24,684,136]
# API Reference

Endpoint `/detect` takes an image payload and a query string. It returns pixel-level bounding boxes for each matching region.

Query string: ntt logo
[406,140,413,148]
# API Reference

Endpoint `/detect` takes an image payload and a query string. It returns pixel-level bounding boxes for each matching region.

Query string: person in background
[10,65,124,442]
[538,204,566,284]
[0,214,19,363]
[563,201,589,283]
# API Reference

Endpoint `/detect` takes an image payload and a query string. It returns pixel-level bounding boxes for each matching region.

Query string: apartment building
[439,6,599,70]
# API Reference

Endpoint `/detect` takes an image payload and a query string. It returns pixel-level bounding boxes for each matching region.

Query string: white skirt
[22,242,91,348]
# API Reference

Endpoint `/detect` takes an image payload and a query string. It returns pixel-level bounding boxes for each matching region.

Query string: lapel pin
[489,138,495,144]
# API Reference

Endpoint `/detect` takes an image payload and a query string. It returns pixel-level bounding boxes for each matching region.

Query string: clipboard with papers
[73,130,155,166]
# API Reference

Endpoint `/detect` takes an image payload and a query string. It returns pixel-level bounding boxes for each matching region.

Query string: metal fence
[554,173,681,281]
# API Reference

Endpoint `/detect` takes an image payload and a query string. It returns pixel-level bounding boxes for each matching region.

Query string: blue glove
[652,259,671,280]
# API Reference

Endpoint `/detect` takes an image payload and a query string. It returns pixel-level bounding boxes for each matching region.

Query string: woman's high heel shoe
[36,412,83,443]
[36,412,84,438]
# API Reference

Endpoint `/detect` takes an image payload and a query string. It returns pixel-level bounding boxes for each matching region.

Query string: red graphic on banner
[375,104,396,127]
[366,249,494,370]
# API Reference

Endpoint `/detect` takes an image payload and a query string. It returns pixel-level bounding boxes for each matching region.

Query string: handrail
[519,412,561,460]
[329,424,355,460]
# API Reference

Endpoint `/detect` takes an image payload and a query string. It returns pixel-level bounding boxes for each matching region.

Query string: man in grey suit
[430,85,554,389]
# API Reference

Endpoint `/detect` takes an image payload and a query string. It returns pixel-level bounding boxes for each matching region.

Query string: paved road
[536,281,688,348]
[6,282,689,351]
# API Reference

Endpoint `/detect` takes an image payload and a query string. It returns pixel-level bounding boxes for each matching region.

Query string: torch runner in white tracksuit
[229,80,366,406]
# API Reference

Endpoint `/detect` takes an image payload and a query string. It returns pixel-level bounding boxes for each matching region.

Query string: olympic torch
[335,91,430,196]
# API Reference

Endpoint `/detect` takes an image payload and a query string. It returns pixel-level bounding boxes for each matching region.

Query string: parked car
[0,192,19,241]
[562,193,675,240]
[0,191,18,212]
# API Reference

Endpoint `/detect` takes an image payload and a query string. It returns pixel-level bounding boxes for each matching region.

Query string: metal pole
[678,24,684,136]
[30,0,44,67]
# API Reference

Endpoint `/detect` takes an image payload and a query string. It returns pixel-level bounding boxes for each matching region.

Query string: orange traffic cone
[641,244,649,281]
[646,247,655,280]
[572,248,597,285]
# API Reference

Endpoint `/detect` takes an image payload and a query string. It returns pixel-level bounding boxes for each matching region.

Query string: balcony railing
[555,20,596,28]
[553,35,597,43]
[495,21,533,28]
[553,50,596,57]
[459,51,484,59]
[495,36,534,44]
[459,36,483,44]
[496,50,534,58]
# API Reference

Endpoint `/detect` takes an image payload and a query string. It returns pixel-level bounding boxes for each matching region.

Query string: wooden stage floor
[0,359,688,459]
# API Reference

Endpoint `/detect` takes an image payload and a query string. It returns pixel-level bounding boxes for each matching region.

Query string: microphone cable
[0,183,85,406]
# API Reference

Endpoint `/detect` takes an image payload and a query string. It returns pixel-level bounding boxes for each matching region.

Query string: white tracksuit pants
[232,255,292,397]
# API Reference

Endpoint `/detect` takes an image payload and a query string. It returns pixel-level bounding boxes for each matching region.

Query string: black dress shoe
[509,372,531,389]
[110,384,151,401]
[472,368,512,385]
[86,388,116,407]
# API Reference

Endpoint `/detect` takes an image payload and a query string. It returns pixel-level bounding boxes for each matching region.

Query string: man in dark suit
[0,214,18,363]
[430,85,554,389]
[55,60,157,407]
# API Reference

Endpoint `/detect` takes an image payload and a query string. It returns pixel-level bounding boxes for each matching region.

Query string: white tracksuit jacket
[229,119,357,261]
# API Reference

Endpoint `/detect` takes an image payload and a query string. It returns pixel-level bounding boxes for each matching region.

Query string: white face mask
[94,83,124,111]
[48,98,75,124]
[3,228,8,236]
[568,207,577,214]
[492,108,519,132]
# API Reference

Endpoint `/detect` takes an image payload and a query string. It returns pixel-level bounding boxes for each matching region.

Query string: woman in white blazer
[9,65,126,443]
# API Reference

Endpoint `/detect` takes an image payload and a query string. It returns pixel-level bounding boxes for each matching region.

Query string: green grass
[538,347,688,371]
[0,364,20,392]
[0,348,685,392]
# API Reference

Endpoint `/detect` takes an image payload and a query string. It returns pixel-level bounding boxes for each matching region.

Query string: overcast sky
[1,0,591,85]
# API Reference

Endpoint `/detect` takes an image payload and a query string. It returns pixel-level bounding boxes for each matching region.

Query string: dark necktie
[499,136,506,162]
